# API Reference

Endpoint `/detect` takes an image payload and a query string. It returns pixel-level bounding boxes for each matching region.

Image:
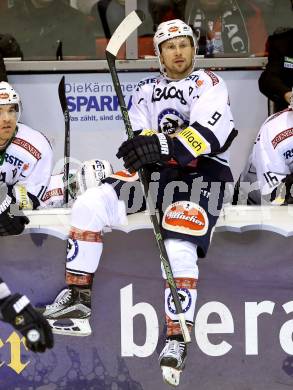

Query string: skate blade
[48,318,92,337]
[161,366,182,387]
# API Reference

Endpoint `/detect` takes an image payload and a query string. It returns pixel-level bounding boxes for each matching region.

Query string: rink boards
[1,206,293,389]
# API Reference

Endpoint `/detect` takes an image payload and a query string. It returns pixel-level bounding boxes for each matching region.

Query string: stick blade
[58,76,68,114]
[106,10,144,57]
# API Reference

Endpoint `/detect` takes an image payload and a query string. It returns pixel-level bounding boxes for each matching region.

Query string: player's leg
[159,238,198,382]
[158,173,225,386]
[40,170,145,336]
[39,183,127,336]
[158,238,198,385]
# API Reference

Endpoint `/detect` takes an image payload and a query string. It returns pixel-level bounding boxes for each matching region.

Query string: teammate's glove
[0,183,29,236]
[0,293,54,352]
[116,134,173,172]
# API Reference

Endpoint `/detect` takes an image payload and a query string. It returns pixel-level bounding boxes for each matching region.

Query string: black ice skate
[159,339,187,387]
[39,286,92,337]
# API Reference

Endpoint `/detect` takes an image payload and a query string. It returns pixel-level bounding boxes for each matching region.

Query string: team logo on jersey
[158,109,188,135]
[177,127,207,156]
[163,201,209,236]
[152,86,187,105]
[167,288,192,314]
[272,127,293,149]
[66,238,79,262]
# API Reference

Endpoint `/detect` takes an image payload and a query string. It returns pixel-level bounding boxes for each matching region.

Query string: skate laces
[167,340,185,357]
[46,289,72,309]
[161,339,186,366]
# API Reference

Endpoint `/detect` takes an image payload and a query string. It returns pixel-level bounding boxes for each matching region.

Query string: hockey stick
[106,10,191,344]
[58,76,70,206]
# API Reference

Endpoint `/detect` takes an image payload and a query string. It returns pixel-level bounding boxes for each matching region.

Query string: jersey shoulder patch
[203,69,220,86]
[12,137,42,160]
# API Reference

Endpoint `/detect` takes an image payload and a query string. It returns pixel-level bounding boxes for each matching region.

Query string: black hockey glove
[0,293,54,352]
[0,183,29,236]
[116,134,173,172]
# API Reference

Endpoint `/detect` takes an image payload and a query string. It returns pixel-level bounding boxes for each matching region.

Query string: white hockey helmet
[0,81,21,121]
[75,159,114,195]
[153,19,197,76]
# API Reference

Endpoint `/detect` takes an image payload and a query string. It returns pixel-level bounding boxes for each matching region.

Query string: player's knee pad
[162,238,198,279]
[71,183,127,231]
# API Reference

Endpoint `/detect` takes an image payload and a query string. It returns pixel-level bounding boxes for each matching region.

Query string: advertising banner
[1,229,293,389]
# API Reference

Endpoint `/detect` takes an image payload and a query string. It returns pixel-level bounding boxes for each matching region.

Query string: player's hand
[0,293,54,353]
[116,134,173,172]
[0,183,29,236]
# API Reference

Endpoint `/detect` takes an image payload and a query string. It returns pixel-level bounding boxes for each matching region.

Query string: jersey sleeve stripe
[189,122,221,153]
[176,126,210,157]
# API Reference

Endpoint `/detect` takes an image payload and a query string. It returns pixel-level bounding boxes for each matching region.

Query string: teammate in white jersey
[0,82,54,351]
[41,159,114,208]
[0,81,53,235]
[39,19,236,386]
[235,92,293,205]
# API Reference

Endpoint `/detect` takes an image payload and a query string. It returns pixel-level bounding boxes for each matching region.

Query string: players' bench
[23,205,293,240]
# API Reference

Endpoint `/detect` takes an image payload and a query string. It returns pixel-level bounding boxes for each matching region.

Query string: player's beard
[167,57,194,79]
[0,126,15,146]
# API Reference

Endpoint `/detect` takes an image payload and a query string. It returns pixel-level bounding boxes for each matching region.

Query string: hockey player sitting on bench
[0,81,53,235]
[234,89,293,205]
[38,19,237,387]
[40,159,113,208]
